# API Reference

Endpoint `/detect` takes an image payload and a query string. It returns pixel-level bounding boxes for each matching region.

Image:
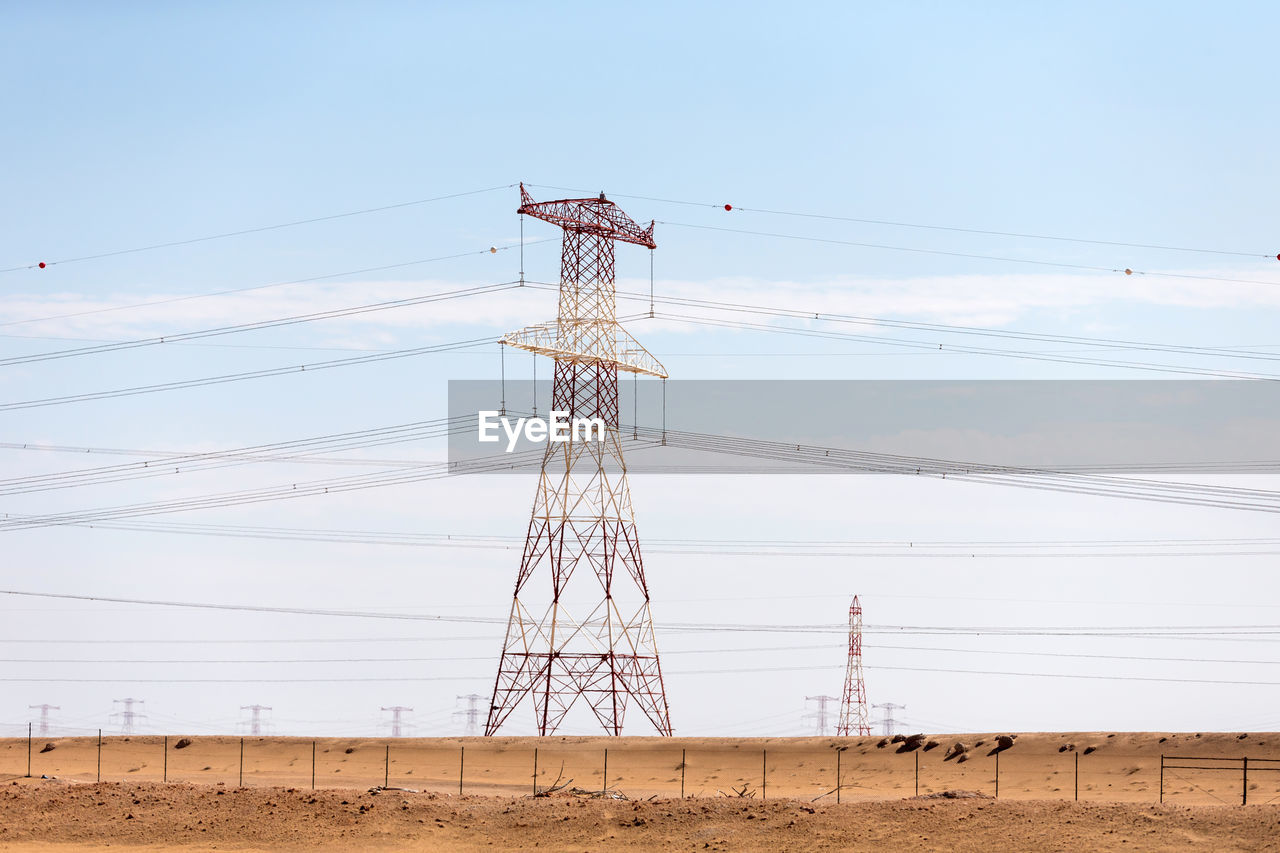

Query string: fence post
[1074,751,1078,802]
[915,750,919,796]
[680,748,686,799]
[762,749,767,801]
[384,744,389,789]
[836,748,841,805]
[1242,756,1248,806]
[459,746,464,795]
[995,749,999,798]
[1159,754,1163,804]
[163,736,168,783]
[532,748,539,795]
[239,737,244,788]
[26,722,31,778]
[311,741,316,790]
[603,748,608,793]
[97,730,102,783]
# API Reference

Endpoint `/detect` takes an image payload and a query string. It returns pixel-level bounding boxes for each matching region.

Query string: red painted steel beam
[518,183,656,249]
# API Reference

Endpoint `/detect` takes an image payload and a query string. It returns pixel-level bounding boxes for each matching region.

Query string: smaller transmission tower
[240,705,272,736]
[381,706,414,738]
[454,694,484,736]
[803,695,838,736]
[873,702,905,736]
[111,698,146,734]
[837,595,872,736]
[29,704,60,737]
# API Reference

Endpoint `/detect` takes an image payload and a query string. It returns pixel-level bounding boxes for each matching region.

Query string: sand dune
[4,731,1278,805]
[3,732,1277,850]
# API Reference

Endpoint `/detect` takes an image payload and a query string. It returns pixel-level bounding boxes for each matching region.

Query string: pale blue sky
[1,2,1278,739]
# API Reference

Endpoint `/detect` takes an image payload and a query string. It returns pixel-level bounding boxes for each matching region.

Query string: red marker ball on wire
[724,204,732,211]
[38,262,46,269]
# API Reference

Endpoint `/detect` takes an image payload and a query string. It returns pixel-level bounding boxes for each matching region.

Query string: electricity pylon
[454,695,484,736]
[873,702,905,736]
[381,706,413,738]
[803,695,838,735]
[240,704,272,736]
[486,184,672,736]
[111,698,146,734]
[837,595,872,736]
[29,704,59,737]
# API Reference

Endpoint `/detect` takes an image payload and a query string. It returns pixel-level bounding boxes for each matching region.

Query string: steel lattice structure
[837,595,872,736]
[485,185,672,737]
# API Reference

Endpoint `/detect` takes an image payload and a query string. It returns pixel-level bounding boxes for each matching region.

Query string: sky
[1,1,1279,740]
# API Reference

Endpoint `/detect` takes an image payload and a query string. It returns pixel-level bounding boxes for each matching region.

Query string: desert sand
[2,732,1278,850]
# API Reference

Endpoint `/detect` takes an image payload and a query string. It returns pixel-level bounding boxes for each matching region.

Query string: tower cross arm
[502,320,668,378]
[518,184,656,249]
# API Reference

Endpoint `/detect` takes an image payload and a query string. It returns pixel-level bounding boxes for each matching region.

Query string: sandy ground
[2,733,1278,850]
[3,778,1280,852]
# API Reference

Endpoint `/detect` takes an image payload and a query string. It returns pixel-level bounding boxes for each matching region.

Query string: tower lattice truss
[837,595,872,737]
[485,184,672,737]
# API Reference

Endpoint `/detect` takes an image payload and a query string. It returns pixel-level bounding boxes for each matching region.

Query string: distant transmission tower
[803,695,839,735]
[454,694,484,737]
[873,702,905,736]
[486,185,672,737]
[29,704,60,737]
[240,704,272,736]
[110,698,146,734]
[381,706,413,738]
[837,595,872,736]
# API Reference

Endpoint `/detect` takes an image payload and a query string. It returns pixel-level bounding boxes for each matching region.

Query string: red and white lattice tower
[485,184,672,736]
[837,595,872,736]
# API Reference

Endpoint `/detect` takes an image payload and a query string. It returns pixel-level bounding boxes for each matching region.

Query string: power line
[7,411,1278,535]
[3,423,1275,553]
[0,335,500,412]
[2,676,489,684]
[3,418,1274,532]
[865,643,1280,668]
[0,330,408,355]
[0,443,551,531]
[10,642,1280,668]
[5,664,1280,687]
[598,284,1280,364]
[658,221,1280,288]
[0,281,520,368]
[529,279,1280,377]
[674,663,1280,687]
[526,182,1278,260]
[649,310,1280,380]
[1,183,515,273]
[0,635,494,645]
[723,205,1277,260]
[6,589,1280,640]
[0,415,474,496]
[1,240,550,331]
[646,425,1280,512]
[20,515,1279,558]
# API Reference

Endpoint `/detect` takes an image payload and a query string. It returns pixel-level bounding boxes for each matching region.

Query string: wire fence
[1160,754,1280,806]
[4,733,1280,805]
